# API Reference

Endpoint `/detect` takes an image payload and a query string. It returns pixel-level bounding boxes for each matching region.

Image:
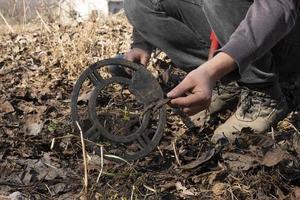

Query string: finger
[167,77,193,98]
[140,55,150,66]
[170,93,203,107]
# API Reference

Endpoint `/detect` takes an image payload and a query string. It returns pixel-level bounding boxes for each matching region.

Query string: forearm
[219,0,299,73]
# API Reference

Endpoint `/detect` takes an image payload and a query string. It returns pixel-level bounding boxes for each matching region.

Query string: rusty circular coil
[71,58,167,161]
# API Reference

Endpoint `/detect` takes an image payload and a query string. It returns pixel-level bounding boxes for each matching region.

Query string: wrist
[201,52,237,81]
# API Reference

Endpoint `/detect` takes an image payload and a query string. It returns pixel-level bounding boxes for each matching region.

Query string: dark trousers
[124,0,300,87]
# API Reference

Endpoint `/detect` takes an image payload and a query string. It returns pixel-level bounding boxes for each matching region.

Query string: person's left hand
[167,66,216,116]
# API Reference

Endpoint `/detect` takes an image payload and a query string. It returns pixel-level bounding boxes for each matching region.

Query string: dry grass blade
[36,10,51,33]
[130,185,135,200]
[104,154,131,165]
[0,10,14,33]
[75,121,89,195]
[96,145,104,183]
[172,139,181,166]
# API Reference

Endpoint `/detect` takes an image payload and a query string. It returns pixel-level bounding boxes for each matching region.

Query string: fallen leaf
[24,115,44,136]
[180,148,215,170]
[21,160,66,185]
[293,133,300,159]
[50,183,69,195]
[294,187,300,199]
[9,191,25,200]
[160,182,176,192]
[0,100,14,113]
[222,152,258,171]
[175,182,198,196]
[212,183,228,197]
[261,147,287,167]
[78,90,92,102]
[25,122,44,136]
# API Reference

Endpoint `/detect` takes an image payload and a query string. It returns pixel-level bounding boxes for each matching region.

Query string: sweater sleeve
[131,29,154,53]
[219,0,299,74]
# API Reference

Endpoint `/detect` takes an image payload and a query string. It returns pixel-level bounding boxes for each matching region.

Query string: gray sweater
[131,0,300,73]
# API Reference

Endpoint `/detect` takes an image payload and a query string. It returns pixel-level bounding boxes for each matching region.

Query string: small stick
[50,134,105,148]
[96,145,104,183]
[271,127,275,141]
[0,11,14,33]
[143,185,156,193]
[23,0,27,27]
[76,121,88,194]
[157,146,164,157]
[172,139,181,166]
[130,185,135,200]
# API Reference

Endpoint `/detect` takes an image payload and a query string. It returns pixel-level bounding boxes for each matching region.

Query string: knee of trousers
[124,0,150,28]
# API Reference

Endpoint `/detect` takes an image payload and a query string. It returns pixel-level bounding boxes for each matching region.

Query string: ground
[0,15,300,199]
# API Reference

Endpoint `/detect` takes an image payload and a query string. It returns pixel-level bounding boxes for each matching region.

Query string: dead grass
[0,12,131,80]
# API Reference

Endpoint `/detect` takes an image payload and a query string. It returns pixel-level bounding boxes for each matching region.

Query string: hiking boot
[185,81,241,128]
[211,84,288,143]
[106,54,131,78]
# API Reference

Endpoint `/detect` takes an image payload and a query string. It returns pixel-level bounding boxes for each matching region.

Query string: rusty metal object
[71,58,167,160]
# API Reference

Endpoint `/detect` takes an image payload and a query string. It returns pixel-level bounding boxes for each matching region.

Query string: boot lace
[241,91,254,116]
[239,89,274,118]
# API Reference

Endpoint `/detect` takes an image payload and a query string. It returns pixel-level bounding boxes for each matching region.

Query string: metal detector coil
[71,58,167,160]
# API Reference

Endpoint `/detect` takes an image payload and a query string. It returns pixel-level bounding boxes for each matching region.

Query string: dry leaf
[261,147,287,167]
[180,148,215,170]
[212,183,228,196]
[223,152,258,171]
[175,182,198,196]
[0,99,14,113]
[24,115,44,136]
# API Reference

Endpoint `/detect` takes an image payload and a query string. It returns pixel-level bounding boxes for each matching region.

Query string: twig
[157,146,164,157]
[130,185,135,200]
[50,138,55,150]
[44,184,53,198]
[172,139,181,166]
[23,0,27,27]
[76,121,88,194]
[36,10,51,33]
[96,145,104,183]
[271,127,275,141]
[50,133,106,148]
[227,184,238,200]
[0,11,14,33]
[143,185,156,193]
[11,0,17,17]
[104,154,131,165]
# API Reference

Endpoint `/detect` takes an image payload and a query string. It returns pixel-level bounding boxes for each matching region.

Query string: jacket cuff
[216,38,256,74]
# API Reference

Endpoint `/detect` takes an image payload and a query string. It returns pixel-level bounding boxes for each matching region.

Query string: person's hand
[167,52,237,116]
[124,48,151,66]
[167,66,215,116]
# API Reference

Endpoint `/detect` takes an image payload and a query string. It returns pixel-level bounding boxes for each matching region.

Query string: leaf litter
[0,14,300,199]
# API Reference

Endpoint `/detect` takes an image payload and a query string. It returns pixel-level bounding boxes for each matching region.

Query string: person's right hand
[167,52,237,116]
[124,48,151,66]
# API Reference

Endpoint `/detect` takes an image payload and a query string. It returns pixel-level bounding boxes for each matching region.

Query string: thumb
[167,77,193,98]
